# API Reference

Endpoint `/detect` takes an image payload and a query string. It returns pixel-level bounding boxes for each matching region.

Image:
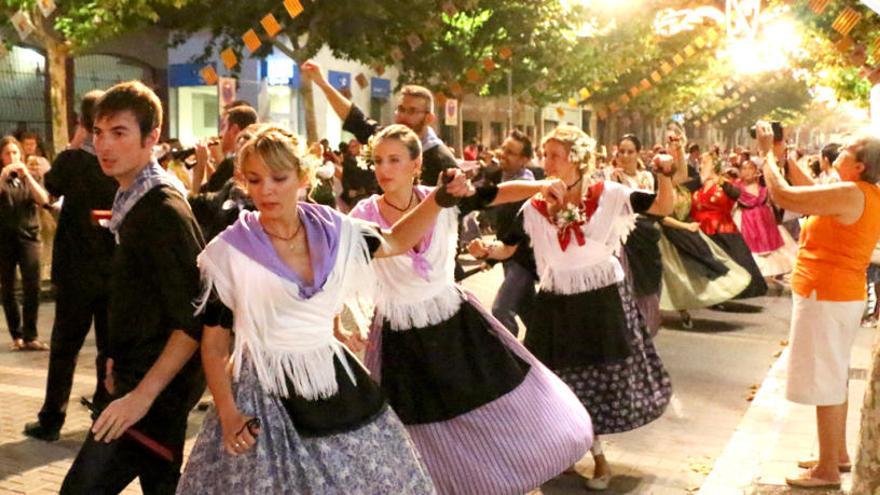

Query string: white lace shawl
[523,180,637,295]
[195,216,378,400]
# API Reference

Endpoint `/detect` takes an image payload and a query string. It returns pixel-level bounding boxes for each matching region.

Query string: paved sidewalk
[0,304,205,495]
[698,326,877,495]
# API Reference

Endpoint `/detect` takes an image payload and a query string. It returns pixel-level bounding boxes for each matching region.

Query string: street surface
[0,263,867,494]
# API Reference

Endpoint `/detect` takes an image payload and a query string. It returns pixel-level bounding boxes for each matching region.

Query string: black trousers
[38,286,109,430]
[0,237,41,341]
[61,433,182,495]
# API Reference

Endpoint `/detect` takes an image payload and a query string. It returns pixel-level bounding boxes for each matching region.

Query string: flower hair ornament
[568,134,596,168]
[356,135,378,171]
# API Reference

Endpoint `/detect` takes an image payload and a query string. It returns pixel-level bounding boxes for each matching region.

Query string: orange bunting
[555,107,565,117]
[694,36,706,49]
[482,58,496,71]
[629,87,639,97]
[609,103,619,113]
[567,98,578,107]
[466,68,481,83]
[809,0,829,14]
[242,30,262,54]
[220,48,237,70]
[355,73,368,89]
[597,110,608,120]
[449,82,463,95]
[683,45,696,57]
[200,66,219,85]
[283,0,303,18]
[640,79,651,90]
[498,47,513,60]
[650,71,662,82]
[261,14,282,38]
[705,28,719,42]
[836,36,854,54]
[372,64,385,76]
[579,88,591,100]
[620,94,630,105]
[661,62,673,74]
[672,54,684,66]
[832,7,861,37]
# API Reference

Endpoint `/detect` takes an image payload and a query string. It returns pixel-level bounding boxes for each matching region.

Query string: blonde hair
[237,126,312,182]
[541,124,596,174]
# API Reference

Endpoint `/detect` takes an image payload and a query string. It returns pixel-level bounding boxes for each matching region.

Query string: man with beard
[302,61,457,186]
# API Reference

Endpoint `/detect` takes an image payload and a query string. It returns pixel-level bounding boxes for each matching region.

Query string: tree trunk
[852,341,880,494]
[300,75,318,144]
[45,38,70,154]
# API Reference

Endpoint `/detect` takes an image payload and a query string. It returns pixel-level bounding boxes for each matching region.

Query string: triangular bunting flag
[221,48,238,70]
[242,30,262,54]
[200,66,219,85]
[832,7,861,37]
[283,0,304,19]
[261,14,282,38]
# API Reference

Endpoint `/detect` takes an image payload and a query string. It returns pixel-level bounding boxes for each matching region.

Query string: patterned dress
[176,206,435,494]
[351,187,593,495]
[501,180,672,434]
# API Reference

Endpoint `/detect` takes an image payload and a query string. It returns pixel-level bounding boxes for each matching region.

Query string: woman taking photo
[756,121,880,490]
[481,125,674,490]
[0,136,50,351]
[175,125,476,493]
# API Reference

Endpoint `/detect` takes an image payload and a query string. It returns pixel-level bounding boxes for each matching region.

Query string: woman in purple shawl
[176,126,472,494]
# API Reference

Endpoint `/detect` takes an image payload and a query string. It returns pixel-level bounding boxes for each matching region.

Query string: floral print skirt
[176,357,436,495]
[555,281,673,435]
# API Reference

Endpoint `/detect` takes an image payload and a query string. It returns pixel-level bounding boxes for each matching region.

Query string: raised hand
[300,60,327,86]
[652,153,675,177]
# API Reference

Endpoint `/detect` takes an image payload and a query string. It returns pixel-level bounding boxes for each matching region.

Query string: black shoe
[24,421,60,442]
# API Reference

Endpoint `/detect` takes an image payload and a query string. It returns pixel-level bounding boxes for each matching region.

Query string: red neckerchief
[531,181,604,250]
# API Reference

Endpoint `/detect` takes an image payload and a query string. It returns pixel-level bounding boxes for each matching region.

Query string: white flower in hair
[356,136,377,171]
[568,134,596,166]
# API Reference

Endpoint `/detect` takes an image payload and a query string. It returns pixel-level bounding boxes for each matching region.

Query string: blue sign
[260,59,301,88]
[328,70,351,90]
[168,63,207,88]
[371,77,392,99]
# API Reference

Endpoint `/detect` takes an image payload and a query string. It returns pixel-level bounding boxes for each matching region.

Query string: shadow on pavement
[0,432,85,481]
[662,318,744,333]
[708,302,764,314]
[541,472,648,494]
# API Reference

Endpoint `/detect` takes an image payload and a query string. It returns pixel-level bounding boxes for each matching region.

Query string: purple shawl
[219,203,342,299]
[352,186,435,281]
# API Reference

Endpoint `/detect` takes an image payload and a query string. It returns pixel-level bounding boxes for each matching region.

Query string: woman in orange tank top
[757,121,880,490]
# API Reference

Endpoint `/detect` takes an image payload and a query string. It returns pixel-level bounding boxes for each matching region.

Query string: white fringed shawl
[523,180,637,295]
[365,206,463,331]
[195,214,379,401]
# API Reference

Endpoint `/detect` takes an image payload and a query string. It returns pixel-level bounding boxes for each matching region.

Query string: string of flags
[571,26,720,121]
[810,2,880,85]
[200,0,304,85]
